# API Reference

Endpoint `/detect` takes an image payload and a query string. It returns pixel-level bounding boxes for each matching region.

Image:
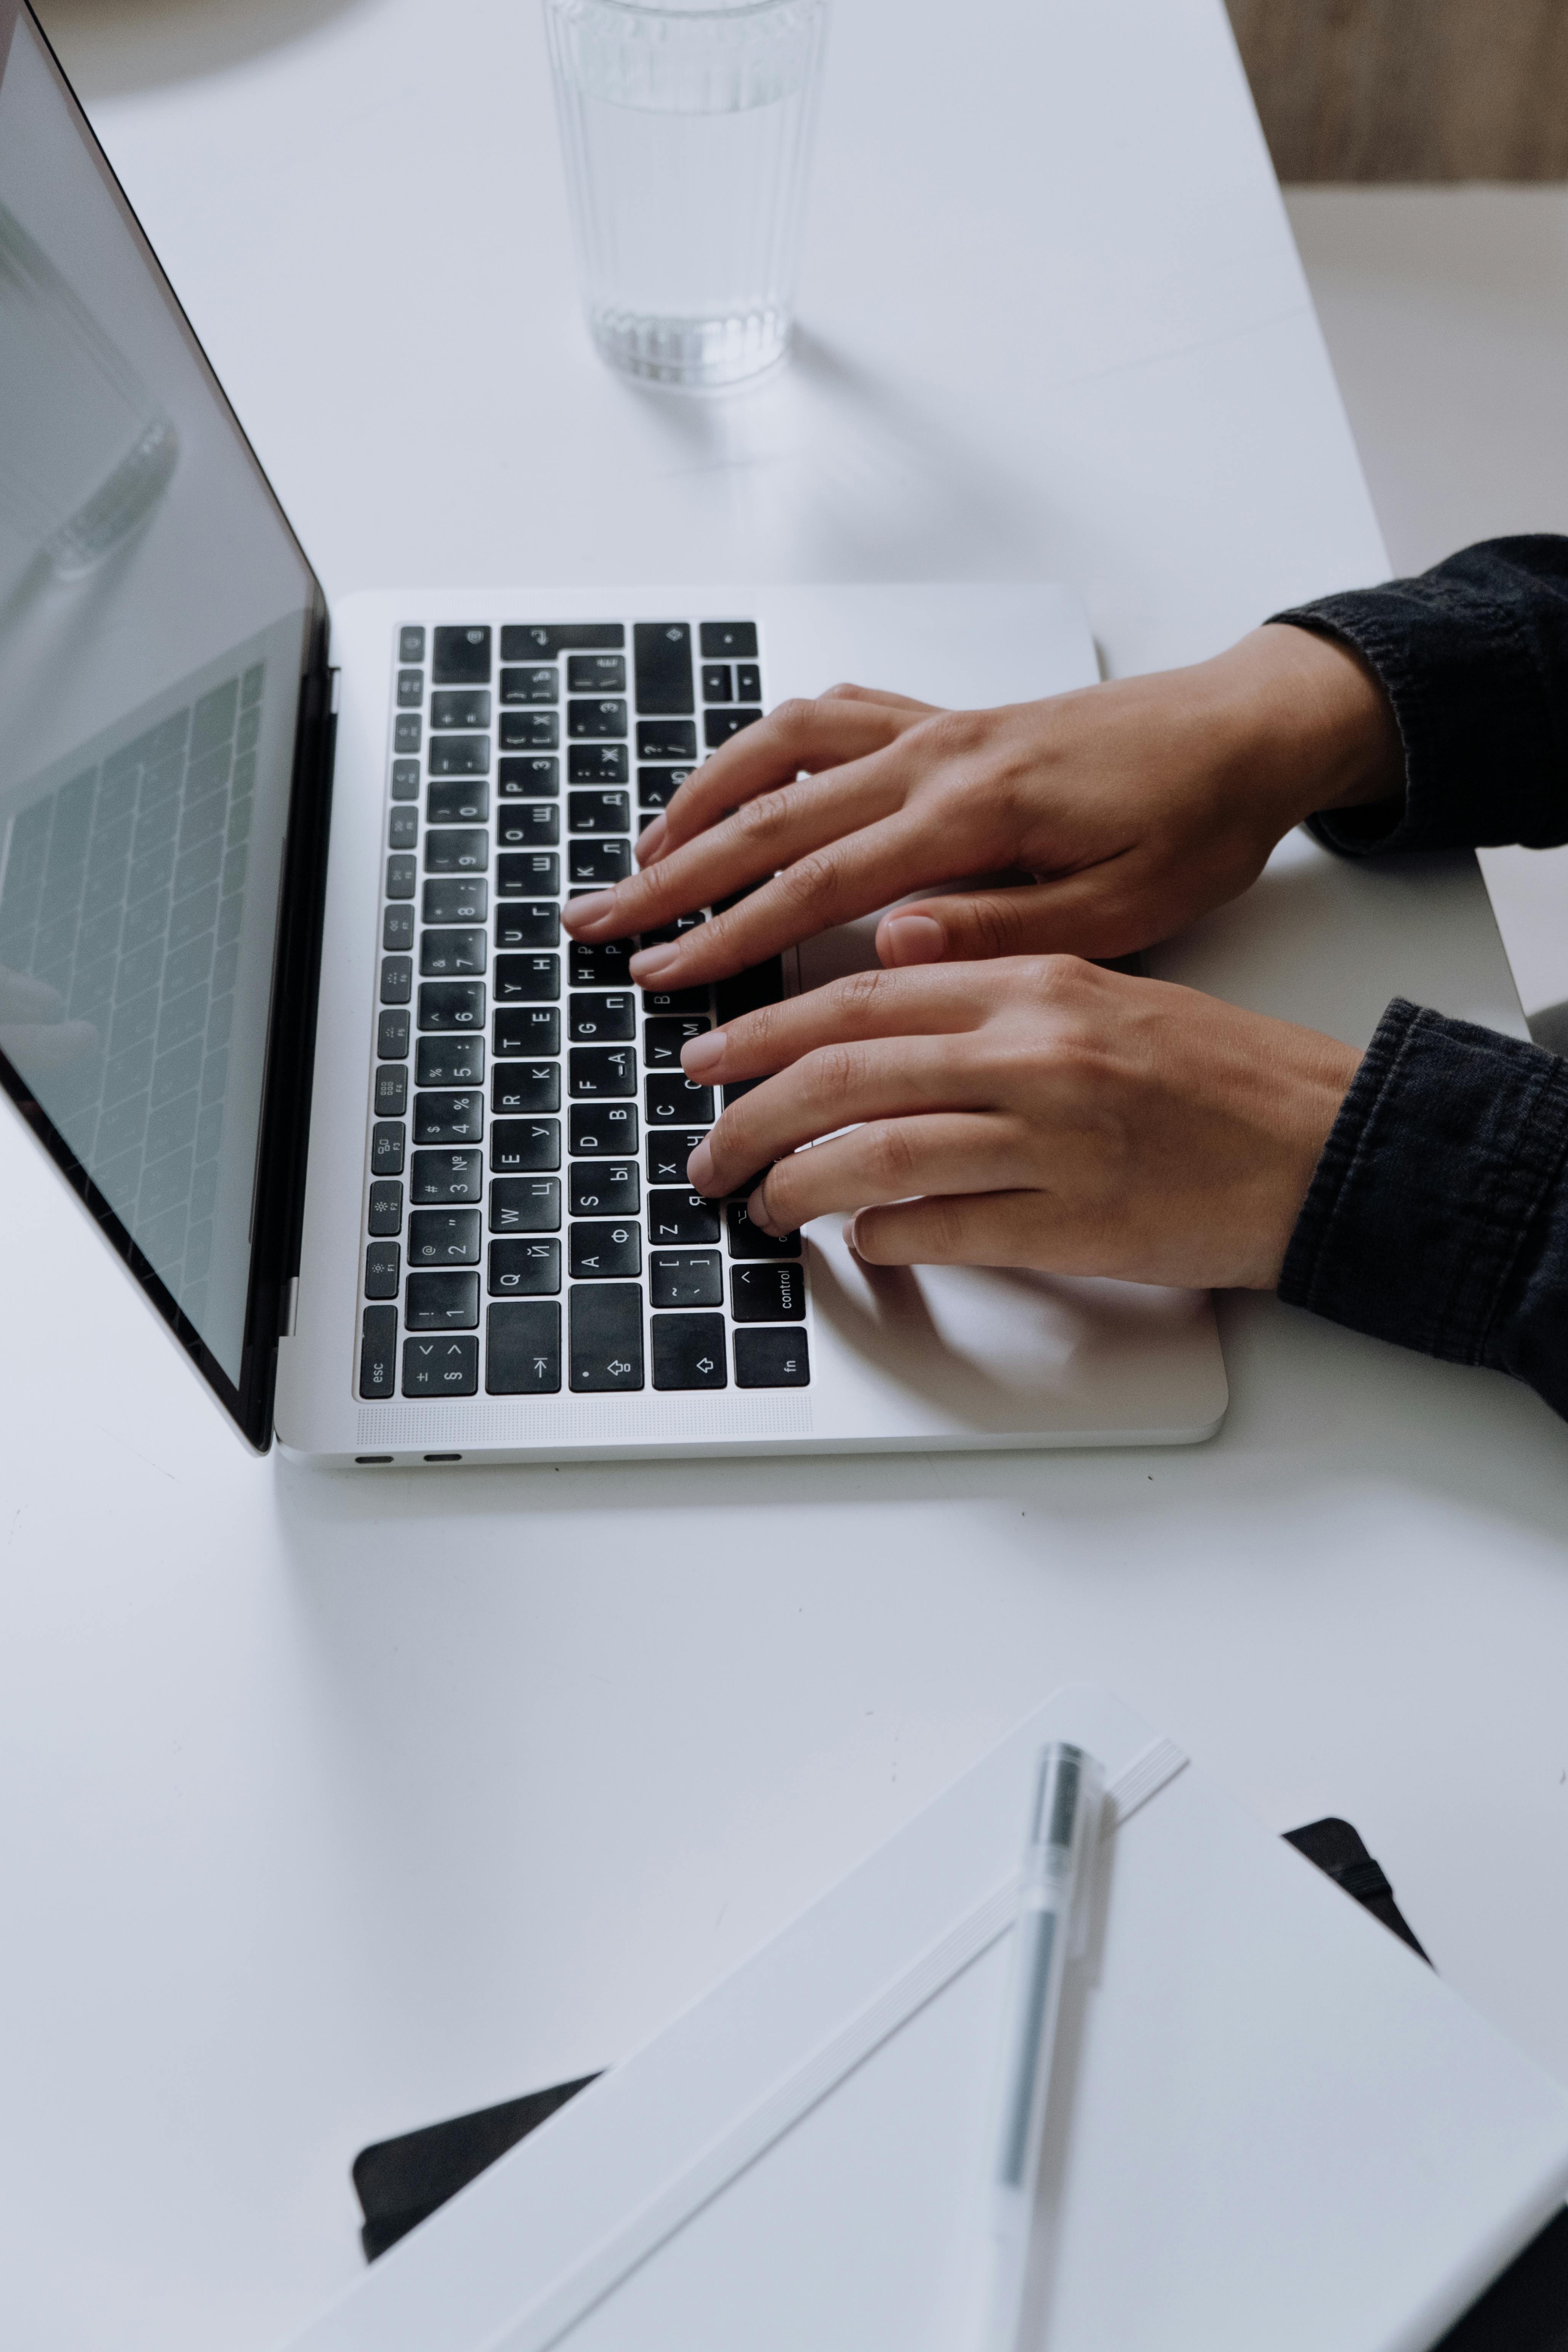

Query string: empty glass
[545,0,827,389]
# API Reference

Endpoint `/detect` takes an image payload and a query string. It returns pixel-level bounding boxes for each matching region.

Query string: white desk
[10,2,1568,2346]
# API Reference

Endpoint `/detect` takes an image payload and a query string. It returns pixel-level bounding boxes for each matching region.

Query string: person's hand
[561,625,1403,992]
[0,966,96,1072]
[681,956,1360,1291]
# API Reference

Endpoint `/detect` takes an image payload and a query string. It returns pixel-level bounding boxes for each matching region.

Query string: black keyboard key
[647,1074,713,1126]
[386,853,416,899]
[701,664,732,701]
[497,856,562,902]
[501,623,624,659]
[402,1334,479,1395]
[408,1208,482,1266]
[569,838,631,887]
[372,1120,405,1175]
[650,1250,722,1307]
[411,1148,483,1203]
[571,1045,635,1097]
[378,1009,411,1059]
[567,653,626,693]
[406,1270,480,1329]
[418,981,486,1031]
[423,876,488,926]
[637,719,698,761]
[568,1282,644,1391]
[722,1079,763,1109]
[489,1177,561,1233]
[570,938,633,987]
[497,909,560,956]
[567,698,628,740]
[737,663,762,700]
[640,985,713,1017]
[568,790,631,834]
[731,1260,807,1320]
[705,708,762,748]
[373,1063,408,1117]
[498,803,559,849]
[699,621,757,658]
[413,1089,484,1144]
[367,1179,404,1235]
[420,928,488,977]
[399,625,426,663]
[648,1188,720,1245]
[416,1033,484,1086]
[640,912,706,947]
[429,734,490,777]
[652,1312,727,1391]
[431,687,490,730]
[569,1101,638,1155]
[495,1007,561,1056]
[499,755,560,796]
[500,666,559,703]
[492,1062,560,1114]
[383,905,415,953]
[495,954,560,1003]
[726,1200,800,1257]
[388,806,418,849]
[567,743,629,785]
[569,991,635,1044]
[486,1299,562,1391]
[391,758,421,798]
[644,1013,709,1066]
[734,1326,809,1386]
[633,621,694,715]
[360,1304,397,1397]
[432,625,491,684]
[427,777,490,824]
[488,1239,561,1296]
[569,1159,640,1215]
[425,827,489,873]
[715,957,784,1022]
[492,1117,561,1172]
[394,713,421,752]
[570,1220,641,1279]
[647,1128,709,1185]
[637,764,695,810]
[365,1240,400,1299]
[501,711,560,751]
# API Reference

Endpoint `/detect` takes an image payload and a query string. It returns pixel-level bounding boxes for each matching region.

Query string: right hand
[560,624,1403,992]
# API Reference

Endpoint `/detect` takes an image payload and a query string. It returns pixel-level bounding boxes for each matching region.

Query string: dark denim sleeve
[1280,1000,1568,1422]
[1268,534,1568,855]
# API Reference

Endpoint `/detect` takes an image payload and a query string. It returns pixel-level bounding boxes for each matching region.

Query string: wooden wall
[1226,0,1568,180]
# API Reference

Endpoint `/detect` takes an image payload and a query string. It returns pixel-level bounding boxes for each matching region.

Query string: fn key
[569,1282,644,1391]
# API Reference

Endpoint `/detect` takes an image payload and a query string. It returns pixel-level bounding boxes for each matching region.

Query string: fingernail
[879,912,945,966]
[636,814,667,863]
[629,943,679,982]
[680,1029,726,1076]
[747,1183,779,1237]
[563,889,616,932]
[687,1139,716,1192]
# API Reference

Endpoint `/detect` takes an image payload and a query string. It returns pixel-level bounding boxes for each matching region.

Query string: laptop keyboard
[358,620,810,1402]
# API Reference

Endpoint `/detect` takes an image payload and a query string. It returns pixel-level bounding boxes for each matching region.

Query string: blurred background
[30,0,1568,1039]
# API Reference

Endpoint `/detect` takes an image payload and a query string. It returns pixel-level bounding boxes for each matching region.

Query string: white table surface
[10,2,1568,2346]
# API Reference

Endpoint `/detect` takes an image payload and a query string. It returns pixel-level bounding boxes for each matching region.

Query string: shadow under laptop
[33,0,378,99]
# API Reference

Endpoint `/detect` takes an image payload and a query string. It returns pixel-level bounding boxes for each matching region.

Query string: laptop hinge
[280,1275,300,1338]
[329,666,341,715]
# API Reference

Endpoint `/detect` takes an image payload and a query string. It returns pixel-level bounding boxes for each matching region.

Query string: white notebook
[283,1688,1568,2352]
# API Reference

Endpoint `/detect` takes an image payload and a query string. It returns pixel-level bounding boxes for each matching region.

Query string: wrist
[1202,623,1405,839]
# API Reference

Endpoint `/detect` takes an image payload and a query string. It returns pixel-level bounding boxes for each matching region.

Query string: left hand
[681,957,1360,1290]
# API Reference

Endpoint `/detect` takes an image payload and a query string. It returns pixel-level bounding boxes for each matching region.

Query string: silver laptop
[0,5,1226,1463]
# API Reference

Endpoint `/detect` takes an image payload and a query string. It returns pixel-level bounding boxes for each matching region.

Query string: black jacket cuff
[1280,999,1568,1420]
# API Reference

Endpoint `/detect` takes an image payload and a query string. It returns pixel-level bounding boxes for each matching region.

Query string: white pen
[980,1741,1105,2352]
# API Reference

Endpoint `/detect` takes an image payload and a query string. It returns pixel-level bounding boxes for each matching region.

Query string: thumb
[876,882,1104,965]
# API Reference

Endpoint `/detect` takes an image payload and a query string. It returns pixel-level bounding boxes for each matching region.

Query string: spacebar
[569,1283,644,1392]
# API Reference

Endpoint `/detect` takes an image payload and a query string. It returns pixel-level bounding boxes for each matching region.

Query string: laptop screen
[0,7,322,1421]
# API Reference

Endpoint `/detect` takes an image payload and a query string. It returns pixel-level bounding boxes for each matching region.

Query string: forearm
[1270,535,1568,857]
[1280,1001,1568,1421]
